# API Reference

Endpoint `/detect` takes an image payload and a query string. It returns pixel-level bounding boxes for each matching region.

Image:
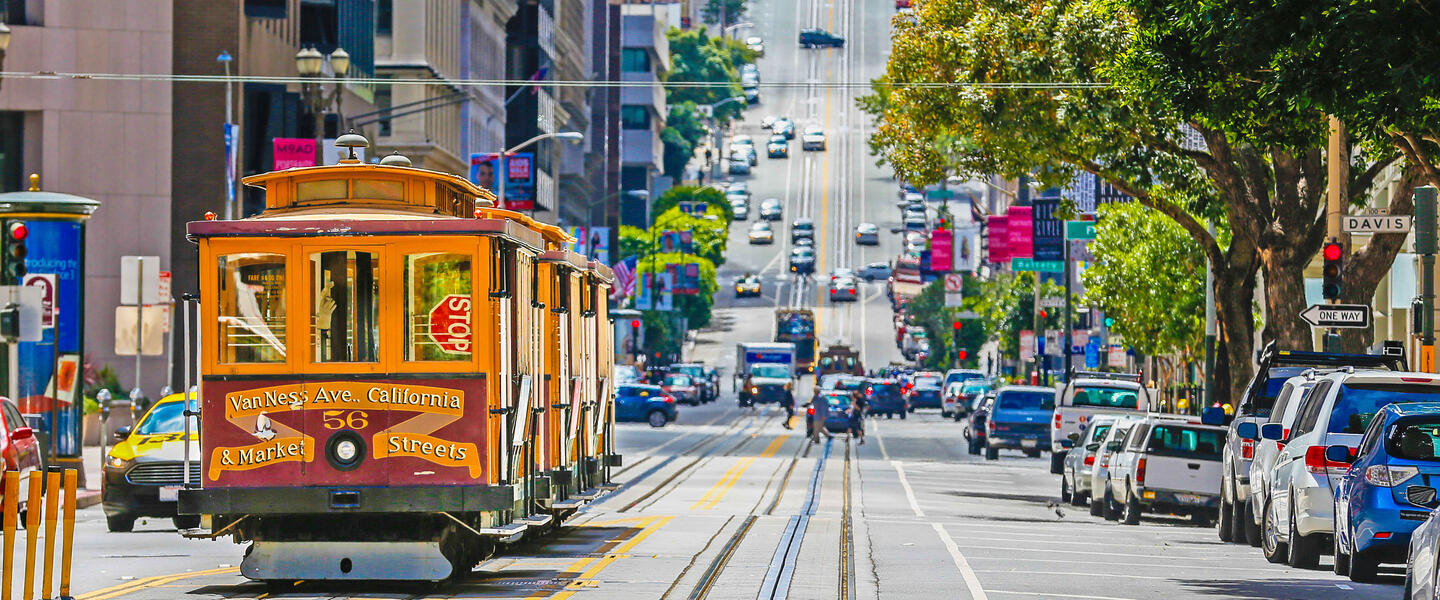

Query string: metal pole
[496,150,508,210]
[1416,186,1438,372]
[133,260,143,405]
[1325,116,1349,353]
[1063,239,1072,377]
[182,294,193,489]
[223,54,235,220]
[1203,224,1216,406]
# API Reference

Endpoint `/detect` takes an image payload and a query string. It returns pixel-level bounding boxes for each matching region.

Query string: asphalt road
[4,0,1411,598]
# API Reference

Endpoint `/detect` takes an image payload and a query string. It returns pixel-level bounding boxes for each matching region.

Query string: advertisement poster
[1006,205,1034,260]
[590,227,611,264]
[659,231,694,254]
[986,215,1010,264]
[17,220,84,456]
[634,273,653,310]
[930,229,953,272]
[273,138,316,170]
[678,201,709,215]
[468,152,537,211]
[655,271,674,311]
[954,227,978,272]
[1019,330,1036,362]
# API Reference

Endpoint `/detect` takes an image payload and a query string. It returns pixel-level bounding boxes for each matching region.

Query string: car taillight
[1054,413,1063,430]
[1364,465,1419,487]
[1240,438,1255,460]
[663,395,676,404]
[1137,458,1147,485]
[1305,446,1352,475]
[807,407,815,416]
[991,424,1009,432]
[848,288,855,295]
[1083,455,1095,466]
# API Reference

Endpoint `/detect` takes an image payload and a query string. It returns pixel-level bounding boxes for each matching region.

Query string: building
[617,2,668,227]
[0,1,174,397]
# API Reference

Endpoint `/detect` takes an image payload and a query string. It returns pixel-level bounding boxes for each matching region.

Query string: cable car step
[552,499,585,510]
[573,489,603,500]
[478,522,528,543]
[521,514,553,527]
[242,540,453,581]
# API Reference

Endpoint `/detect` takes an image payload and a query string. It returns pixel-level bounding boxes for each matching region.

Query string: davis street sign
[1343,214,1412,234]
[1065,221,1097,241]
[1299,303,1371,329]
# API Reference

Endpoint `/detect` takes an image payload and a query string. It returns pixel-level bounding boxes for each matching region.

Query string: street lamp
[492,131,584,214]
[0,22,12,93]
[295,46,350,165]
[723,22,754,39]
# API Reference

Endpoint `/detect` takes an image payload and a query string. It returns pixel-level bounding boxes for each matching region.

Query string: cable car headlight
[335,439,358,462]
[326,431,366,471]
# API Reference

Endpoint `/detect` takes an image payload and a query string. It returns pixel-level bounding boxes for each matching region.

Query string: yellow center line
[547,515,675,599]
[75,566,239,600]
[691,457,755,510]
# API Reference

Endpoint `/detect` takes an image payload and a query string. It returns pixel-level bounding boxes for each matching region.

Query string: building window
[376,0,392,34]
[620,106,650,130]
[244,0,286,19]
[620,48,650,73]
[0,112,21,192]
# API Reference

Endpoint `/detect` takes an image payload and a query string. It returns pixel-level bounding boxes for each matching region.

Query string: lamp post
[295,46,351,165]
[492,131,584,215]
[707,96,746,181]
[0,22,12,93]
[723,22,754,40]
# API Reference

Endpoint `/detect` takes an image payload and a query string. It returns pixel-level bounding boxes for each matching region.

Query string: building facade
[617,2,668,227]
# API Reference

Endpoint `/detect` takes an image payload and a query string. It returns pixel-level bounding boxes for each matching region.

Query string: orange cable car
[177,136,618,583]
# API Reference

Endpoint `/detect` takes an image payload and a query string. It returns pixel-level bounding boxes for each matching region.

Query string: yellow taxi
[102,392,199,532]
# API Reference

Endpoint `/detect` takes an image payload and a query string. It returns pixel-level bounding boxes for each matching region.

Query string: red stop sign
[428,294,473,354]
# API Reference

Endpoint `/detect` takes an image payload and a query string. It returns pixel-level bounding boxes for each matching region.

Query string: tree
[661,103,710,179]
[636,252,720,328]
[619,225,651,260]
[907,275,991,370]
[665,28,752,124]
[860,0,1407,405]
[701,0,746,28]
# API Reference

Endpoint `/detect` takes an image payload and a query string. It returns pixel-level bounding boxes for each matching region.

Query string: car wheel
[985,446,998,461]
[1333,531,1351,576]
[900,411,907,420]
[1061,477,1072,504]
[1287,501,1321,569]
[106,514,136,533]
[1349,547,1379,583]
[647,411,668,428]
[1243,499,1263,547]
[173,515,201,530]
[953,412,964,422]
[1102,489,1120,521]
[1218,496,1235,542]
[1229,496,1247,542]
[1049,452,1065,474]
[1024,448,1041,459]
[1089,494,1105,517]
[1261,500,1288,564]
[1122,490,1142,525]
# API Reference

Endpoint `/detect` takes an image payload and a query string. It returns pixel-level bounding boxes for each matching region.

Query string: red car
[895,0,911,7]
[661,373,701,406]
[0,398,43,515]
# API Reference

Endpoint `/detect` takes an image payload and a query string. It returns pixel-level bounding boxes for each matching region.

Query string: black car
[789,247,816,275]
[799,28,845,48]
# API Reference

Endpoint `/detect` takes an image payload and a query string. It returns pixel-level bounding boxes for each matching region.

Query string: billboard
[1006,205,1033,259]
[273,138,316,170]
[986,215,1010,264]
[469,152,537,211]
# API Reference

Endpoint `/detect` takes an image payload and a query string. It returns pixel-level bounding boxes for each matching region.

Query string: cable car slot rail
[615,412,774,513]
[756,436,832,600]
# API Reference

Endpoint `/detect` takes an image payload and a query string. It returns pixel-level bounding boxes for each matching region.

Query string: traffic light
[4,221,27,283]
[1039,309,1048,319]
[957,349,968,360]
[1103,316,1115,328]
[952,320,962,331]
[629,319,641,354]
[1322,241,1343,299]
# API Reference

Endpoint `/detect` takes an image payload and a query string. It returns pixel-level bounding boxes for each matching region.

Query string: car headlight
[750,387,759,394]
[107,455,132,470]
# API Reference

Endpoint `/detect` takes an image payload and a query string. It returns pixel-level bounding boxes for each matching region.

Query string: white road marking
[1335,584,1353,590]
[892,460,924,517]
[933,523,989,600]
[872,421,890,460]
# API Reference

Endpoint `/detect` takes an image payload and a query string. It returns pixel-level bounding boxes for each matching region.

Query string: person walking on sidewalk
[810,396,833,443]
[780,391,795,429]
[848,388,868,445]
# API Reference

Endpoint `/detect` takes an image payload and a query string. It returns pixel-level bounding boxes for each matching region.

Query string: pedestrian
[849,388,867,445]
[780,391,795,429]
[810,396,833,443]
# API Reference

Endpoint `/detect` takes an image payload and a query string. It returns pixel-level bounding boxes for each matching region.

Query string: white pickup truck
[1104,415,1226,526]
[1049,372,1150,474]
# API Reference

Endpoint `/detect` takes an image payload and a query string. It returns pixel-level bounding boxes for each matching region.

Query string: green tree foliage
[907,275,990,370]
[701,0,746,27]
[619,225,651,260]
[653,208,730,267]
[662,102,711,179]
[652,185,732,227]
[1082,203,1204,362]
[665,28,753,124]
[636,252,720,329]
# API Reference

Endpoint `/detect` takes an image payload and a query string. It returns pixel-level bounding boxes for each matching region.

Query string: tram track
[602,409,767,512]
[616,411,777,513]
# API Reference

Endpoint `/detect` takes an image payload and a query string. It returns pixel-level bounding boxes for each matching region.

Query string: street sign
[943,273,964,293]
[1299,303,1371,329]
[1065,221,1097,241]
[21,274,55,329]
[427,294,475,354]
[1343,214,1412,234]
[119,256,160,305]
[945,292,964,308]
[952,310,981,319]
[1107,346,1128,368]
[927,189,955,201]
[1033,198,1064,261]
[1010,258,1064,272]
[1037,297,1065,308]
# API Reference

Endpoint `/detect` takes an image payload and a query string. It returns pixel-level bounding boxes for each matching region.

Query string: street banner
[565,226,588,255]
[1032,198,1064,261]
[986,215,1010,263]
[684,263,700,294]
[931,228,953,272]
[468,152,537,211]
[273,138,316,170]
[590,227,611,264]
[635,273,653,310]
[225,123,237,211]
[1019,330,1036,362]
[954,227,978,272]
[1006,206,1033,259]
[656,271,674,311]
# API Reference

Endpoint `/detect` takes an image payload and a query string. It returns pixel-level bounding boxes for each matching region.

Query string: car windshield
[673,366,703,378]
[136,400,199,435]
[914,376,941,387]
[752,365,791,378]
[794,221,814,230]
[752,222,770,230]
[1389,420,1440,461]
[836,378,865,390]
[1329,383,1440,434]
[996,391,1055,411]
[1145,425,1224,460]
[1071,386,1140,409]
[780,318,813,335]
[663,374,691,386]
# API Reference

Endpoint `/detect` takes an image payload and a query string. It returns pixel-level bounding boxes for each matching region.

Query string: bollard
[59,470,77,600]
[40,470,59,600]
[23,470,41,600]
[3,472,17,600]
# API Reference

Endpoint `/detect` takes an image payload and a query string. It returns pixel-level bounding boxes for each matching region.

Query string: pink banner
[930,228,953,272]
[273,138,317,170]
[987,215,1009,263]
[1007,206,1033,259]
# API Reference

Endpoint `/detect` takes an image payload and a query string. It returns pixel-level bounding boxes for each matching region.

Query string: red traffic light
[630,319,641,329]
[952,321,962,330]
[8,222,27,240]
[958,350,968,360]
[1323,242,1343,261]
[1039,309,1049,319]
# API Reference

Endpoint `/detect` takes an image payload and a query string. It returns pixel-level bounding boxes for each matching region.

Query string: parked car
[668,363,718,404]
[767,136,789,158]
[791,218,815,242]
[801,125,827,151]
[728,153,752,175]
[731,199,750,220]
[660,373,701,406]
[1062,414,1140,508]
[865,379,908,419]
[943,369,987,394]
[1262,369,1440,569]
[1405,501,1440,598]
[903,213,927,231]
[102,392,200,531]
[1105,415,1225,526]
[858,261,892,281]
[789,247,816,275]
[854,222,880,245]
[1050,371,1148,474]
[744,88,762,104]
[760,198,783,221]
[748,221,775,245]
[1239,375,1319,549]
[939,369,986,418]
[772,117,795,139]
[0,398,41,523]
[799,28,845,48]
[1333,402,1440,582]
[984,386,1057,460]
[965,391,998,454]
[829,276,858,302]
[746,36,765,55]
[1090,418,1146,519]
[615,384,677,427]
[1221,344,1405,546]
[951,381,992,422]
[614,364,642,384]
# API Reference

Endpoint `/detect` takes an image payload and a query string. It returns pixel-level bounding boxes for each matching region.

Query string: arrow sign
[1300,303,1371,329]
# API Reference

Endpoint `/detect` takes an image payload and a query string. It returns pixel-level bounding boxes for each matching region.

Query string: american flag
[612,256,638,300]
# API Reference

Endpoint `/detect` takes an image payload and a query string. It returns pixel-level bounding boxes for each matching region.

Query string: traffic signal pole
[1415,186,1437,372]
[1324,116,1348,353]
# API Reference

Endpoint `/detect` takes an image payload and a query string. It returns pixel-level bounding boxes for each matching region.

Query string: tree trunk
[1212,242,1260,409]
[1260,244,1316,352]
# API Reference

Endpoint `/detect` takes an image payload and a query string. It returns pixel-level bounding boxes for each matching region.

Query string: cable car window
[311,250,379,363]
[490,240,512,297]
[296,180,349,202]
[405,252,472,361]
[352,179,404,201]
[217,253,288,363]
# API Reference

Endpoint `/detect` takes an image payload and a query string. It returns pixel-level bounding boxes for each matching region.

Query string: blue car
[1333,402,1440,582]
[984,386,1056,460]
[615,384,677,428]
[864,379,908,419]
[815,391,853,434]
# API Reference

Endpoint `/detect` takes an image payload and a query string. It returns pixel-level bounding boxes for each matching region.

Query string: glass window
[405,252,473,361]
[352,179,404,201]
[217,253,288,363]
[1388,420,1440,461]
[1329,383,1440,434]
[1291,381,1331,438]
[136,401,200,435]
[311,250,379,363]
[620,106,650,130]
[1146,426,1224,459]
[1071,386,1140,409]
[996,390,1055,411]
[620,48,650,72]
[297,180,349,202]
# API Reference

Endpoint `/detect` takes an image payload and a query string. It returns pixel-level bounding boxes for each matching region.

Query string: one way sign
[1300,304,1371,329]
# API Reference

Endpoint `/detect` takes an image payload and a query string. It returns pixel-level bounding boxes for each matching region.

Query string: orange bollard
[3,471,18,600]
[58,470,76,600]
[22,470,41,600]
[40,470,59,600]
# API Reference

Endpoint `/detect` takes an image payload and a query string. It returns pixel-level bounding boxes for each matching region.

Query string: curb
[76,490,102,509]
